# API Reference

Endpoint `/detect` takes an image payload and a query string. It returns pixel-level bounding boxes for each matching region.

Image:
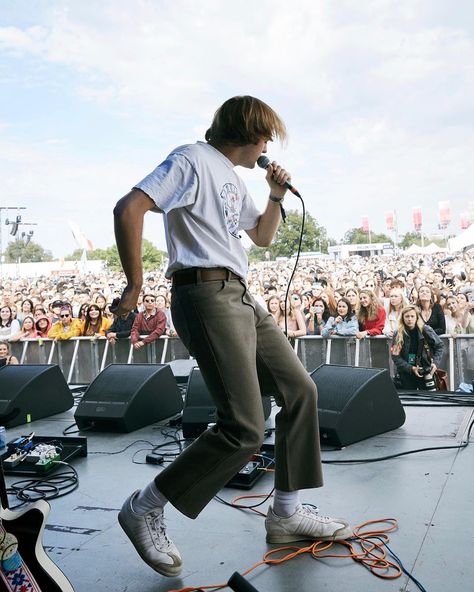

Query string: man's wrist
[269,194,284,203]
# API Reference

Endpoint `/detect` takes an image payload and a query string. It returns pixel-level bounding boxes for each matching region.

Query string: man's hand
[133,340,145,350]
[265,161,291,199]
[110,285,139,317]
[412,365,423,378]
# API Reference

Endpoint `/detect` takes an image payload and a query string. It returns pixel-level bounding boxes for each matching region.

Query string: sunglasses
[144,299,155,303]
[60,314,71,318]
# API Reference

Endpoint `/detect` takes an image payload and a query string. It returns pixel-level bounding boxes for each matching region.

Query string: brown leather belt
[172,267,241,286]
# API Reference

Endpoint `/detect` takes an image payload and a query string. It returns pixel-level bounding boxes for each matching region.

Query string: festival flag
[438,201,451,228]
[68,221,94,251]
[361,216,369,233]
[460,212,471,230]
[412,207,422,232]
[385,211,395,232]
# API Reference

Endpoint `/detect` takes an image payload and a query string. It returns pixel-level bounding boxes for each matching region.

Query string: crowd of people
[1,251,473,369]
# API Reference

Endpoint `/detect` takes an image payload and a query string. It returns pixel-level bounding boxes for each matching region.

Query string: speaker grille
[312,365,382,412]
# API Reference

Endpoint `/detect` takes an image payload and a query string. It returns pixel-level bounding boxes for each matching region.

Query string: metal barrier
[6,334,474,389]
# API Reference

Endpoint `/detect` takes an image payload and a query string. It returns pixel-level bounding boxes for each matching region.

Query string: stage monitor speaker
[182,367,272,438]
[0,364,74,428]
[310,364,406,447]
[74,364,183,433]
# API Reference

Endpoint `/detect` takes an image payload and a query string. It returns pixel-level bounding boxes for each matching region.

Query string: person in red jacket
[356,289,386,339]
[130,294,166,349]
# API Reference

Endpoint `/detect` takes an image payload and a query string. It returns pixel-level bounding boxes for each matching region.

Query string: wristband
[269,194,284,203]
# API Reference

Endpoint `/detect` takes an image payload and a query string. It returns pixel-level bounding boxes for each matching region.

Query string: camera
[420,366,436,391]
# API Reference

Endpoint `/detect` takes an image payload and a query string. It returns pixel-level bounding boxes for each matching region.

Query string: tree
[64,248,109,261]
[64,240,167,271]
[399,231,422,249]
[4,240,53,263]
[248,210,328,262]
[343,228,392,245]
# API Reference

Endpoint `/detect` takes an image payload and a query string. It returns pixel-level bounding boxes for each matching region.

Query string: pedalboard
[1,435,87,475]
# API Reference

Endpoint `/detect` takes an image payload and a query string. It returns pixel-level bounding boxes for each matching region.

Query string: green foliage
[3,240,53,263]
[343,227,393,245]
[399,232,422,249]
[64,248,108,261]
[248,210,329,262]
[64,240,168,272]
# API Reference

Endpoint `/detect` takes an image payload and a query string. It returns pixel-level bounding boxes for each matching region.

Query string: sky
[1,0,474,258]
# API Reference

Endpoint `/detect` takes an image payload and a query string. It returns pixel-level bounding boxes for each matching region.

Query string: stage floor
[4,392,473,592]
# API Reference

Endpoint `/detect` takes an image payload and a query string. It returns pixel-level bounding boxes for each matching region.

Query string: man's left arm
[246,161,291,247]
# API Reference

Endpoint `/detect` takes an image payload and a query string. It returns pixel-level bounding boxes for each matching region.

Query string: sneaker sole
[118,511,183,577]
[266,525,353,544]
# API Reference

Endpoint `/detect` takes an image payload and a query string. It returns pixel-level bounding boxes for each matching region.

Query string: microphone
[257,155,301,197]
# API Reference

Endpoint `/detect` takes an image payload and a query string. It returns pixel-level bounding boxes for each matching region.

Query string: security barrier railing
[5,335,474,390]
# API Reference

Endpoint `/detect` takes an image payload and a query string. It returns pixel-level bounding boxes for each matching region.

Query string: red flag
[385,211,395,232]
[361,216,369,233]
[460,212,471,230]
[438,201,451,227]
[412,207,422,232]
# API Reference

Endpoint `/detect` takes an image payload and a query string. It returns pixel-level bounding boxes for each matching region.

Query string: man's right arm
[113,189,156,314]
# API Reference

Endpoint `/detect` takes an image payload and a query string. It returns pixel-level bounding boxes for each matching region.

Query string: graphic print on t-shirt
[220,183,241,238]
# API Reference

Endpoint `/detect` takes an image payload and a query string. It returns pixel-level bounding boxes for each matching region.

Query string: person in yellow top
[47,306,82,340]
[81,304,112,337]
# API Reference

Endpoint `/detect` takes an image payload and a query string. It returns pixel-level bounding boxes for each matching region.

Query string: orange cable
[168,517,403,592]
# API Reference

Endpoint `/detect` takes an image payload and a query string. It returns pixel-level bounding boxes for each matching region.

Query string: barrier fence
[5,335,474,390]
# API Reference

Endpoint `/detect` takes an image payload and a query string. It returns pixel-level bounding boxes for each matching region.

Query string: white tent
[448,224,474,252]
[405,244,424,254]
[405,243,447,255]
[424,242,447,254]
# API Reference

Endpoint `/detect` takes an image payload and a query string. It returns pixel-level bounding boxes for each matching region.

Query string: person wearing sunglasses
[130,294,166,350]
[47,306,82,341]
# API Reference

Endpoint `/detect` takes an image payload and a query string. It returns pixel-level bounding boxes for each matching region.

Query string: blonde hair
[388,288,407,314]
[357,289,381,324]
[394,305,425,348]
[205,96,287,146]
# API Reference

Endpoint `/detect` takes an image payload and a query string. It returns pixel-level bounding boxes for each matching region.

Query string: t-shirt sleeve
[238,191,261,231]
[134,154,198,214]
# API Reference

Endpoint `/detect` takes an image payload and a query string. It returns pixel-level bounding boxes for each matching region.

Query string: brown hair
[357,289,382,324]
[205,96,287,146]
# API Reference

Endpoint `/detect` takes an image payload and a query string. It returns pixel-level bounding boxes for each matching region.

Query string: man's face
[60,311,72,325]
[241,138,268,169]
[143,295,156,312]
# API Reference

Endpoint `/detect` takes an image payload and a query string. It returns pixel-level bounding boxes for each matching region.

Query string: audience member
[356,290,386,339]
[0,305,21,341]
[0,342,19,366]
[130,294,166,350]
[47,306,82,340]
[106,310,137,345]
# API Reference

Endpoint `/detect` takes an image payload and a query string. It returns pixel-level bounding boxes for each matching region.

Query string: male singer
[114,95,351,577]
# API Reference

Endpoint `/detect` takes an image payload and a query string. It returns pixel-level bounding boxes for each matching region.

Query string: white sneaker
[118,490,182,576]
[265,504,352,544]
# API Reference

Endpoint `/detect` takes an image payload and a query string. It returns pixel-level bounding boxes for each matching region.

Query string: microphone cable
[257,154,306,338]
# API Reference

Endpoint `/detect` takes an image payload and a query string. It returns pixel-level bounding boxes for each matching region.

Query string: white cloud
[1,0,474,256]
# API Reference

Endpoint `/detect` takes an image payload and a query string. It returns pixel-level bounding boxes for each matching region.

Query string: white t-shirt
[135,142,261,279]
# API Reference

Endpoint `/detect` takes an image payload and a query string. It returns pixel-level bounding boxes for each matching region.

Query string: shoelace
[148,511,172,548]
[299,504,329,521]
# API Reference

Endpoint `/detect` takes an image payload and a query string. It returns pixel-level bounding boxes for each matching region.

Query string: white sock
[272,489,300,518]
[132,481,168,515]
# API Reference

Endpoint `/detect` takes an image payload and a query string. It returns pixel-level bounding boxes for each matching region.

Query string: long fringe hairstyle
[394,305,425,348]
[205,96,287,146]
[357,289,382,325]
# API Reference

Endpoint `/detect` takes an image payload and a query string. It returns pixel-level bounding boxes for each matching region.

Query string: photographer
[391,305,444,390]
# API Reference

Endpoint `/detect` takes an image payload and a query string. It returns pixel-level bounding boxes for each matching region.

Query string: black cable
[6,461,79,509]
[283,195,306,337]
[322,417,473,465]
[89,440,160,455]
